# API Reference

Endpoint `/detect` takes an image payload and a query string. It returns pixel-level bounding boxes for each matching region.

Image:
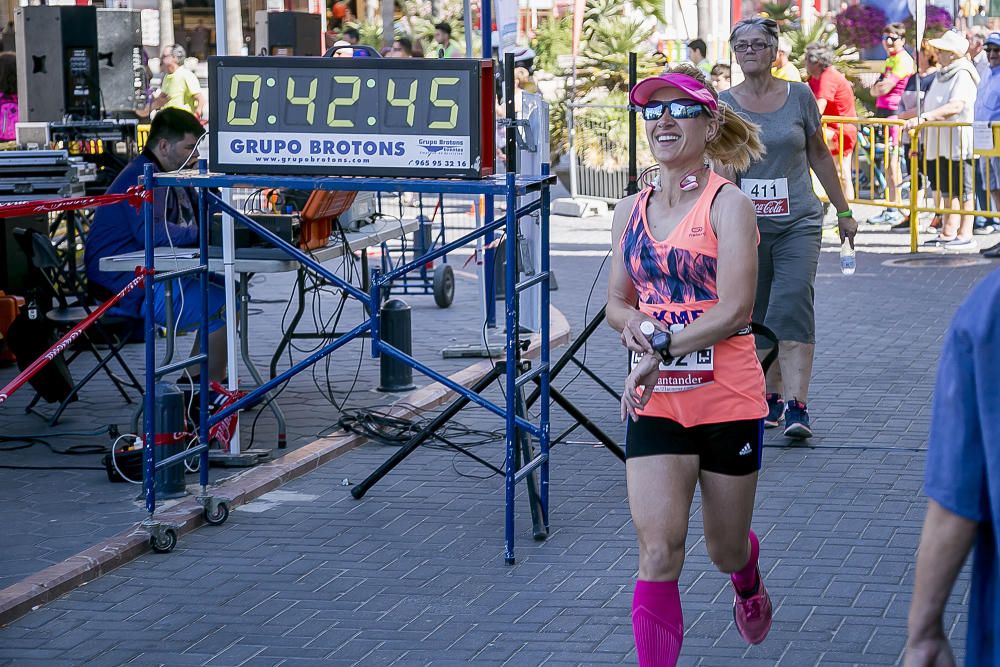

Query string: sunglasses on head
[641,99,708,121]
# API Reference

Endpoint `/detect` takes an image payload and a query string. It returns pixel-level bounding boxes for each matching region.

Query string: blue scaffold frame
[139,163,554,564]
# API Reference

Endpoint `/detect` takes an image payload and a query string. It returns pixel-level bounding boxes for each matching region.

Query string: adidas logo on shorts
[739,443,752,456]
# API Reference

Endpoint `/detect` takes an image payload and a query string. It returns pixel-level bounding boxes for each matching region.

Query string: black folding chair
[13,227,143,425]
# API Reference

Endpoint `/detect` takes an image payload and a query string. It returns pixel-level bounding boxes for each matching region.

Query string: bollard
[152,383,188,499]
[412,214,433,257]
[378,299,416,392]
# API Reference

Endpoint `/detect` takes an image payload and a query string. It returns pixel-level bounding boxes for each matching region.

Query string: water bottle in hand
[840,240,856,275]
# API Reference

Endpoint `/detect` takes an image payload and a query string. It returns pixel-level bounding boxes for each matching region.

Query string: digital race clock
[208,56,495,178]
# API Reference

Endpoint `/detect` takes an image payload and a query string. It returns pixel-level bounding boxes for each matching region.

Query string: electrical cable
[110,433,143,484]
[0,426,111,440]
[558,248,612,393]
[245,276,300,450]
[245,221,369,448]
[0,437,94,455]
[0,433,112,470]
[337,406,507,480]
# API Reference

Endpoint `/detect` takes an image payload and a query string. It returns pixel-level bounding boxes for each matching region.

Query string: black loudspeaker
[254,11,321,57]
[97,9,145,117]
[15,6,100,121]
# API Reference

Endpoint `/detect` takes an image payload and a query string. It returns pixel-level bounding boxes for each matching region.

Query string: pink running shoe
[732,567,772,645]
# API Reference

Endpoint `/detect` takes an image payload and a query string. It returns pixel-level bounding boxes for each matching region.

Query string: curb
[0,307,571,626]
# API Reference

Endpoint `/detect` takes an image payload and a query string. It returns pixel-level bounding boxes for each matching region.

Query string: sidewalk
[0,200,995,664]
[0,188,569,594]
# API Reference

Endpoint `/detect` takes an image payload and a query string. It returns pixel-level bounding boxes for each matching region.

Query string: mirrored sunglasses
[641,100,708,121]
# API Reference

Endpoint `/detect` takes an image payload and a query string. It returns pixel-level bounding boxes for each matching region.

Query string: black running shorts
[625,416,764,476]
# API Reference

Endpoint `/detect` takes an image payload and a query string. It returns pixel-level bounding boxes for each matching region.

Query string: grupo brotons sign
[208,56,495,178]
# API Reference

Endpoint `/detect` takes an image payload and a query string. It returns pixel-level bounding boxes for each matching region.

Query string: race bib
[741,178,789,217]
[629,346,715,393]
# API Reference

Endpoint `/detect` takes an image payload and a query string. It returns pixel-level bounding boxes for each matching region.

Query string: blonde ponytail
[707,103,765,173]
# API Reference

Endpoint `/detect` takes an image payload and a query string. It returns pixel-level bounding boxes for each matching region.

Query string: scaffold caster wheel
[204,502,230,525]
[199,496,231,526]
[150,528,177,553]
[433,264,454,308]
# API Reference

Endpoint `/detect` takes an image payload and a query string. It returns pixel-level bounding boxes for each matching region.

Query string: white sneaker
[944,238,977,250]
[867,209,904,225]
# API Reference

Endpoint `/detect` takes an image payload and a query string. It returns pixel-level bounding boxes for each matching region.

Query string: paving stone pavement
[0,193,514,590]
[1,200,997,664]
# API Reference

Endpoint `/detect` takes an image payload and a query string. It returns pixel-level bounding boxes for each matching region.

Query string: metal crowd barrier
[821,116,999,252]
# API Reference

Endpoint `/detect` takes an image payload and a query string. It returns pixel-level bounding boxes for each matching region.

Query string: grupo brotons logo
[418,138,465,156]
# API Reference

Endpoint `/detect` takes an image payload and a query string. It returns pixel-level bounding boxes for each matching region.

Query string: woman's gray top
[720,82,825,234]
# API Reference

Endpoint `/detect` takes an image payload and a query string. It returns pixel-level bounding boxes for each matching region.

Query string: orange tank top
[619,171,767,427]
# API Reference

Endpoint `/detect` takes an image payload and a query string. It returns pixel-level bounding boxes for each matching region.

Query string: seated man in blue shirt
[85,108,229,382]
[905,269,1000,666]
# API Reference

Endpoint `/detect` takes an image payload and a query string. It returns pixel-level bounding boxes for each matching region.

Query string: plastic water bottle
[840,240,856,276]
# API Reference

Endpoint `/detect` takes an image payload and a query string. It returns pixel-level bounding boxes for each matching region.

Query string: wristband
[836,209,853,219]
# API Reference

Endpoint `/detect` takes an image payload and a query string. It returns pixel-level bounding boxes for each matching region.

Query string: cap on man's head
[777,37,792,53]
[986,32,1000,47]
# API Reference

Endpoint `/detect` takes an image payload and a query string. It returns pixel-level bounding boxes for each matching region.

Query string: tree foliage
[532,0,667,163]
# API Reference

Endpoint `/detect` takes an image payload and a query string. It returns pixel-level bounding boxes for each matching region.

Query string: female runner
[607,64,770,665]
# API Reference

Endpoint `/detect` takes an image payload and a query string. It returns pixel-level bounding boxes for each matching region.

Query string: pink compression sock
[632,579,683,667]
[730,529,760,594]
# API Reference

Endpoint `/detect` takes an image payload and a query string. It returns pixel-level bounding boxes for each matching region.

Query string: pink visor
[629,73,718,112]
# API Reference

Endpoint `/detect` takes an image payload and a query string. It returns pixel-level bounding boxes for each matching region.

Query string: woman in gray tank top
[719,17,857,441]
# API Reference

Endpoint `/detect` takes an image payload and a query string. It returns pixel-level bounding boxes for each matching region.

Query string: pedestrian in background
[342,27,360,45]
[976,32,1000,255]
[687,38,713,75]
[867,23,915,226]
[805,41,857,200]
[969,26,990,81]
[897,41,942,232]
[771,38,801,82]
[905,267,1000,667]
[903,30,980,249]
[432,22,463,58]
[153,44,206,120]
[388,36,414,58]
[710,63,731,92]
[720,17,857,441]
[968,26,994,233]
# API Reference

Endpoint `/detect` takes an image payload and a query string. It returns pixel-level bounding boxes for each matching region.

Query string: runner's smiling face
[644,87,715,166]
